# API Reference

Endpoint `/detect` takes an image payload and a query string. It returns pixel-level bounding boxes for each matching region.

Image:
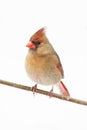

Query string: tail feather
[58,81,70,96]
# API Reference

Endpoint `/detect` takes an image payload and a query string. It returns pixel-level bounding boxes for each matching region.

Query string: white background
[0,0,87,130]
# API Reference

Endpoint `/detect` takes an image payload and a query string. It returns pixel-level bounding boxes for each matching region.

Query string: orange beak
[26,41,36,49]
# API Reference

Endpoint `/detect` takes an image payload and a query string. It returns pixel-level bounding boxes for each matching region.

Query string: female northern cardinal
[25,27,70,96]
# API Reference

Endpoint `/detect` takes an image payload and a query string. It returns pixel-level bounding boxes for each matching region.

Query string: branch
[0,79,87,106]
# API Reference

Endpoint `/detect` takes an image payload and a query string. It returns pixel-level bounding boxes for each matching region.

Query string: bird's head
[26,27,55,55]
[26,27,46,50]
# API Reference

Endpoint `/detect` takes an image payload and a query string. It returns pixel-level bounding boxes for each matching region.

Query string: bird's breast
[25,53,62,85]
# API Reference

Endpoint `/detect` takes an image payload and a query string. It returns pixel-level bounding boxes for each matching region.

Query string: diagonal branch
[0,79,87,106]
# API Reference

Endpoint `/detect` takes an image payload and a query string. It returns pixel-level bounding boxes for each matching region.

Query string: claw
[32,84,37,96]
[48,87,53,98]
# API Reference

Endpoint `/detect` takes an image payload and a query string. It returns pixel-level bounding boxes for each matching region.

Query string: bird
[25,27,70,96]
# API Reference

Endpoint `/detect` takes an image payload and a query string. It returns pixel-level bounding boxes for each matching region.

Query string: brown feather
[30,27,45,43]
[25,27,70,96]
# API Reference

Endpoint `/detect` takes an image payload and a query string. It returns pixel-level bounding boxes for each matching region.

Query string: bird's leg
[32,84,37,96]
[48,86,54,97]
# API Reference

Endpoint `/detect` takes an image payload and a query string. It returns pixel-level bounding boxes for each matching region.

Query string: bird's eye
[35,42,41,45]
[32,41,41,46]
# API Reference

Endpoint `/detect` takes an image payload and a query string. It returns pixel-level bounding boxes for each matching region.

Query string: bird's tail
[58,81,70,96]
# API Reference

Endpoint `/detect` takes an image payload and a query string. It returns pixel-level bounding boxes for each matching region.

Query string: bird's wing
[55,53,64,78]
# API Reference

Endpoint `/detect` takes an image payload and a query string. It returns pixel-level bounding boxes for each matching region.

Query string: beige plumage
[25,27,70,96]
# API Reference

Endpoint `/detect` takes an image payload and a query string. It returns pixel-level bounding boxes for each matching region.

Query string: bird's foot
[32,84,37,96]
[48,87,53,98]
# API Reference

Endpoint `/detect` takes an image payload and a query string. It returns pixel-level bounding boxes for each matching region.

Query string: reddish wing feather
[56,53,64,78]
[56,63,64,78]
